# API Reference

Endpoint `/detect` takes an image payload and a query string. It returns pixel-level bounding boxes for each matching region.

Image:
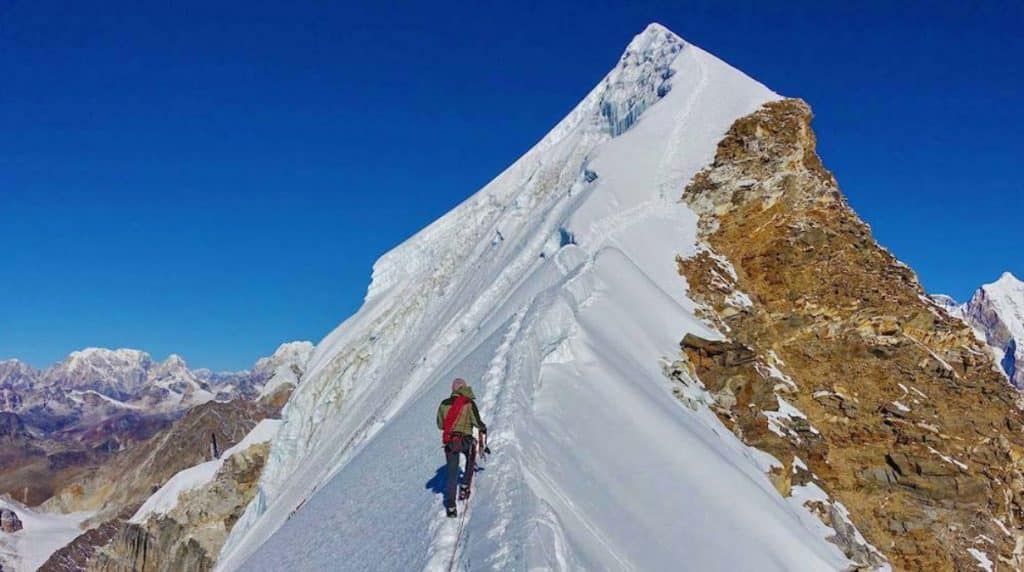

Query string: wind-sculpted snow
[218,24,853,571]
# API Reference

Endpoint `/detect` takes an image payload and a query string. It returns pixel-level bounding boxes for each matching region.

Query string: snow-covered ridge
[364,23,683,304]
[217,23,868,571]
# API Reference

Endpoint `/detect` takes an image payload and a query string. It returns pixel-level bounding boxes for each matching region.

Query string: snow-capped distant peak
[930,293,959,308]
[253,341,314,397]
[0,360,38,391]
[66,347,149,364]
[163,354,188,368]
[2,343,303,434]
[0,359,37,375]
[958,272,1024,388]
[980,271,1024,328]
[269,341,316,357]
[58,348,147,370]
[989,271,1024,292]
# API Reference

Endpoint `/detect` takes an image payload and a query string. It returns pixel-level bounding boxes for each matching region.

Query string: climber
[436,378,488,518]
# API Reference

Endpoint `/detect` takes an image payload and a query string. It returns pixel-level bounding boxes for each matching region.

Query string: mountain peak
[64,347,151,371]
[642,21,671,34]
[218,22,794,571]
[0,359,38,388]
[158,353,189,371]
[270,341,315,357]
[630,22,682,47]
[68,347,149,360]
[597,23,686,137]
[982,271,1024,300]
[996,271,1022,286]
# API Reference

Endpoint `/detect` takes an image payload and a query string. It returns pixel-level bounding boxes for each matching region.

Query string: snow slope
[218,24,854,571]
[0,498,93,572]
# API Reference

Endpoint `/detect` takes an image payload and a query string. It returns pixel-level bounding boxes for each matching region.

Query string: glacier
[217,23,854,571]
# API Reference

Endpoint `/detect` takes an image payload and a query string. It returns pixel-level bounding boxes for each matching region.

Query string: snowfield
[217,24,856,571]
[0,498,93,572]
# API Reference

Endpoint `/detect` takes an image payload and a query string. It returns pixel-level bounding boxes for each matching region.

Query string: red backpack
[441,395,469,444]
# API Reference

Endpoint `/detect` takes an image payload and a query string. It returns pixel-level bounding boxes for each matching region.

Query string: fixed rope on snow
[446,435,481,572]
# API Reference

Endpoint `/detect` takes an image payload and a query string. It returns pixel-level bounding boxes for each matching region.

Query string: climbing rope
[446,439,479,572]
[446,492,471,572]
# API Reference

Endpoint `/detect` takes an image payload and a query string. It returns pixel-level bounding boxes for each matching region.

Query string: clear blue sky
[3,1,1021,370]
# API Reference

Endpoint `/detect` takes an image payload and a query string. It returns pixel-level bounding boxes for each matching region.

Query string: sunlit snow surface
[0,498,93,571]
[218,24,853,571]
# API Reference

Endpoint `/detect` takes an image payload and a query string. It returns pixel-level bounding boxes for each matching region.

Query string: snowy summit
[215,23,858,571]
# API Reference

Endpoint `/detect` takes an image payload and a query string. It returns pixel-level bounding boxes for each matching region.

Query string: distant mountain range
[0,342,313,571]
[0,343,313,437]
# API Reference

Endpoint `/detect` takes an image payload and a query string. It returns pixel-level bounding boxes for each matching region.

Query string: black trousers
[444,434,476,508]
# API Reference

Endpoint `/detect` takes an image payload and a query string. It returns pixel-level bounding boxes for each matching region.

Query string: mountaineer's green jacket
[436,385,487,436]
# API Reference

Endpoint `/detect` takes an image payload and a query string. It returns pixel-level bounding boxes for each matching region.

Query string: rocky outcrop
[39,519,123,572]
[89,518,212,572]
[20,344,306,569]
[678,99,1024,570]
[0,509,21,533]
[88,440,271,571]
[0,413,26,439]
[33,400,277,571]
[45,398,273,523]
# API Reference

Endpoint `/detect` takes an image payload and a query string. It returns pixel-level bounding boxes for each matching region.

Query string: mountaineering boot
[446,505,458,518]
[458,484,471,501]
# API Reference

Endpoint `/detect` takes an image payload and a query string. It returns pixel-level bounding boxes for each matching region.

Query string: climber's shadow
[425,464,485,495]
[425,465,447,494]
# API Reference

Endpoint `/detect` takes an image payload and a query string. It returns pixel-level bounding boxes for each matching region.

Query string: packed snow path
[220,24,855,571]
[423,309,525,571]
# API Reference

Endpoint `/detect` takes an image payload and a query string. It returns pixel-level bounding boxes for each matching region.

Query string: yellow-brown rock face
[679,99,1024,571]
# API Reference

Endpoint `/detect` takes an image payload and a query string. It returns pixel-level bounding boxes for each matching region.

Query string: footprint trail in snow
[423,310,524,572]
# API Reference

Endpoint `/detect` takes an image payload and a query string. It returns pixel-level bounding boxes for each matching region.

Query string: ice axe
[479,430,491,460]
